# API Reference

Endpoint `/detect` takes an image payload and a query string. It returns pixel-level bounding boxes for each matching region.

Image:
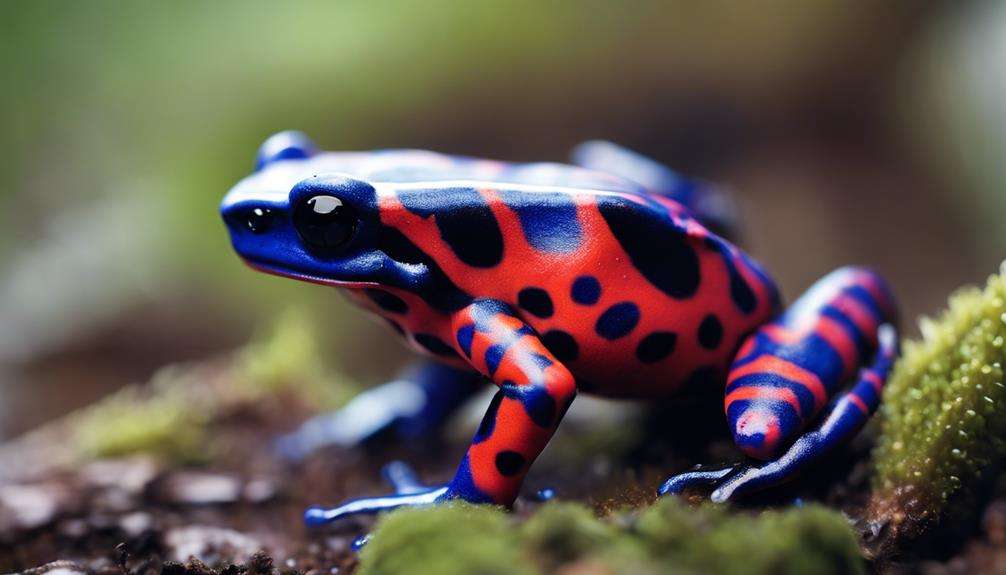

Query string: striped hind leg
[660,267,899,500]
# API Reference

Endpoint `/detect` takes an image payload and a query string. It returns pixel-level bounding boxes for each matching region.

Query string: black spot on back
[398,187,504,268]
[597,197,701,299]
[518,287,554,318]
[363,288,408,314]
[378,226,472,312]
[541,330,579,362]
[682,366,722,392]
[705,237,758,314]
[595,302,641,340]
[571,275,601,305]
[494,451,526,476]
[697,314,723,349]
[636,331,677,363]
[414,333,457,357]
[728,266,757,314]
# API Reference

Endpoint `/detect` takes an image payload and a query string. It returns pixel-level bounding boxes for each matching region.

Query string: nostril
[244,207,274,234]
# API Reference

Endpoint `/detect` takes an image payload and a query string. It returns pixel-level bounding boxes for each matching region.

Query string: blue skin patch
[485,344,506,375]
[473,391,504,443]
[502,382,557,428]
[499,190,582,253]
[456,325,476,358]
[255,130,317,171]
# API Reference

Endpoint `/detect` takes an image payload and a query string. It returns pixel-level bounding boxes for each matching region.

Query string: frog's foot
[304,461,452,526]
[657,463,743,499]
[658,458,806,503]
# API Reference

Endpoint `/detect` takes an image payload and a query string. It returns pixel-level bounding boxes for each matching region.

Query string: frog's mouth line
[242,259,380,289]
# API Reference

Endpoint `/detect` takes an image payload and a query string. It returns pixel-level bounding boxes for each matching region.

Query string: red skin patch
[727,355,826,413]
[371,189,777,399]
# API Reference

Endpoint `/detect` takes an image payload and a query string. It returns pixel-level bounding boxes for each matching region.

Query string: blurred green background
[0,0,1003,438]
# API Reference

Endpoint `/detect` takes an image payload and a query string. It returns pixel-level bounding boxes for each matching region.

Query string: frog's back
[365,168,780,399]
[260,149,644,195]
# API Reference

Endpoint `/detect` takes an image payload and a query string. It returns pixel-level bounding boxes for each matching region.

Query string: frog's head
[221,132,406,289]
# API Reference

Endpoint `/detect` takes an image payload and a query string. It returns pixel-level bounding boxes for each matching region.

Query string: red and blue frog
[221,131,899,524]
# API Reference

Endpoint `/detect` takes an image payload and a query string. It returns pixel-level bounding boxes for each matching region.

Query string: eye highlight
[293,194,357,253]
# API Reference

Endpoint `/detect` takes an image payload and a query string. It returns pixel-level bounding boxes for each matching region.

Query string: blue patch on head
[255,130,317,171]
[499,190,582,253]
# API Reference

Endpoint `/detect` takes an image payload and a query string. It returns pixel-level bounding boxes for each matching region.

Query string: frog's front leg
[305,299,576,524]
[661,267,899,501]
[276,361,484,461]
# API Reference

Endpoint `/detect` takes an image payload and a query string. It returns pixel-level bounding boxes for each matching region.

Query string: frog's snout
[224,204,279,236]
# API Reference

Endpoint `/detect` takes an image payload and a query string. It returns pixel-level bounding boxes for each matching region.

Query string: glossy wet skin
[221,132,898,518]
[222,137,779,399]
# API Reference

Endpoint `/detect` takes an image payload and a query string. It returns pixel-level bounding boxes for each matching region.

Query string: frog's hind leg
[569,140,738,239]
[660,266,899,501]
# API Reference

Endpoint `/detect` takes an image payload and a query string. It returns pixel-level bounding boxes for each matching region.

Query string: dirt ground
[2,360,1006,575]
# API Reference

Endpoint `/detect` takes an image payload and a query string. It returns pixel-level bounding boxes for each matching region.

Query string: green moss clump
[71,309,355,463]
[520,502,619,568]
[870,266,1006,540]
[74,366,210,462]
[233,307,356,408]
[630,498,864,575]
[358,503,538,575]
[359,498,863,575]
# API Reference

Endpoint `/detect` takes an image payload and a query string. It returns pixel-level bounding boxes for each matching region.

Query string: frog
[220,131,899,525]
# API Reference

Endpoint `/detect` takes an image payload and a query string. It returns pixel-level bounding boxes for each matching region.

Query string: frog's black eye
[244,207,273,234]
[293,194,357,252]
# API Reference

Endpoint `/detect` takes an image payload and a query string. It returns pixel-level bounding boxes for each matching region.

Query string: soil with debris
[2,362,1006,575]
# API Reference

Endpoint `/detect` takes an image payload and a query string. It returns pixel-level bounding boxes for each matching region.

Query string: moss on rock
[359,498,863,575]
[869,265,1006,544]
[520,502,620,569]
[630,498,864,575]
[358,503,537,575]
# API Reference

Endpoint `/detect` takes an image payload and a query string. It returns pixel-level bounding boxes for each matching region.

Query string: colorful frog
[220,131,898,524]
